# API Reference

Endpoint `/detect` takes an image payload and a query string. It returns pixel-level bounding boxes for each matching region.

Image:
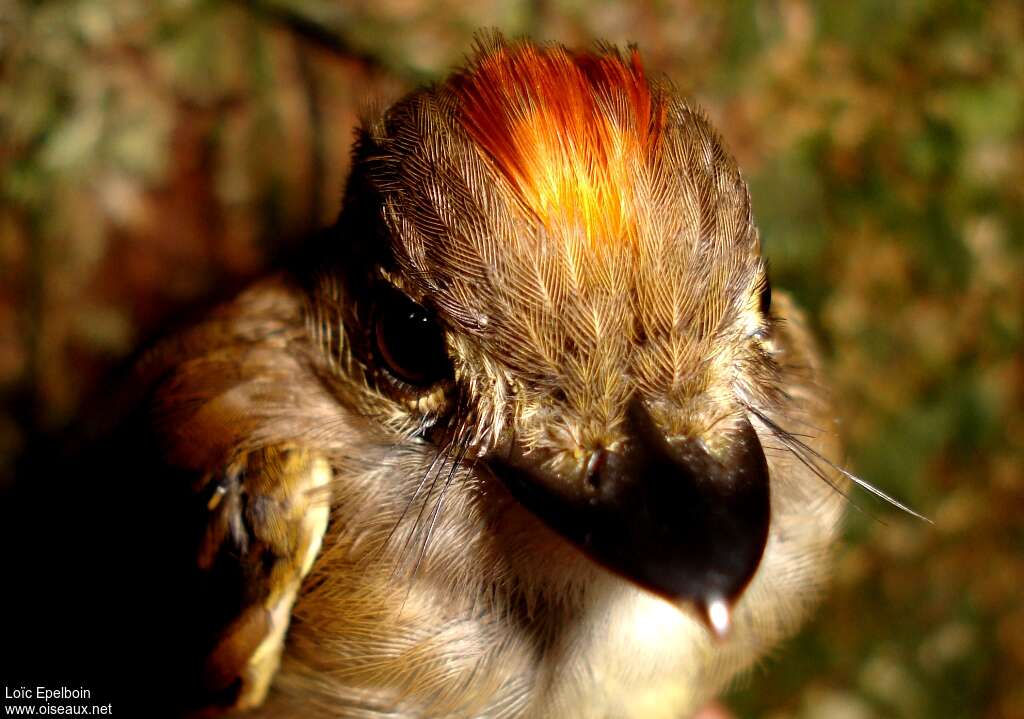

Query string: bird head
[308,35,839,638]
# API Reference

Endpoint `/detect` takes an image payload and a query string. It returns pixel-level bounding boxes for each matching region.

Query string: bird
[7,34,858,719]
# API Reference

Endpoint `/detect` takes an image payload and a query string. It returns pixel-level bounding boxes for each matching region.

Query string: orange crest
[453,41,665,245]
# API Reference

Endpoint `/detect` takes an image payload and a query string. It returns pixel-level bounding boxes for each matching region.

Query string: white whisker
[745,402,932,524]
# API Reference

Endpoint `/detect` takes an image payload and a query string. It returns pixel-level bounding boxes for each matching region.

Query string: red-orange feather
[453,42,666,245]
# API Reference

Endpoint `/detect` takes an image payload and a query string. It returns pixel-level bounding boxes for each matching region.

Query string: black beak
[487,400,770,635]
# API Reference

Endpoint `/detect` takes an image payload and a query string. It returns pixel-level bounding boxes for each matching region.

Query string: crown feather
[451,38,666,246]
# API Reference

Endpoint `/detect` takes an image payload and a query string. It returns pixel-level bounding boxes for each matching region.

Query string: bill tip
[702,597,732,639]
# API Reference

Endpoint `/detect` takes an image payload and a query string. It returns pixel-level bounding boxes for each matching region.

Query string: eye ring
[371,287,453,390]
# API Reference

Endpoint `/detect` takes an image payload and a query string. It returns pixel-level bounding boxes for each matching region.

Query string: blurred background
[1,1,1021,717]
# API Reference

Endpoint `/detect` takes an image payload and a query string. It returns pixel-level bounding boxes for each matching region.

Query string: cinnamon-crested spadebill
[11,35,882,718]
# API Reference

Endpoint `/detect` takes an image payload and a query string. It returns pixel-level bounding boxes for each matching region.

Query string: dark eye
[373,289,452,388]
[758,275,772,317]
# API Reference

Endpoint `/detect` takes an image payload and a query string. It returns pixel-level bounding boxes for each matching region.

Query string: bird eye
[373,289,452,388]
[758,276,772,317]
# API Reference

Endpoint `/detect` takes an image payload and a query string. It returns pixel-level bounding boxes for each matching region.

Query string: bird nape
[7,34,857,719]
